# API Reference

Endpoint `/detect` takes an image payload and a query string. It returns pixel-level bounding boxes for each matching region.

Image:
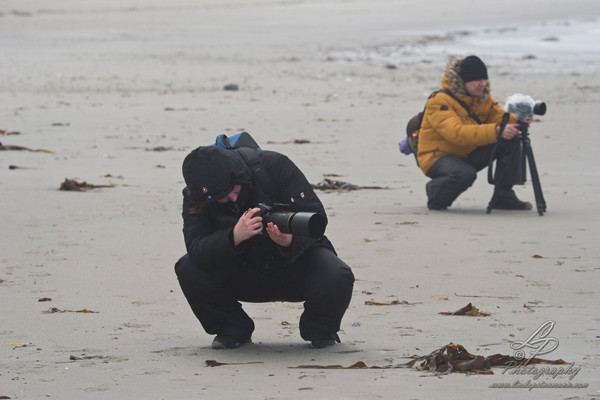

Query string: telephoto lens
[256,203,327,238]
[288,212,326,238]
[266,211,326,238]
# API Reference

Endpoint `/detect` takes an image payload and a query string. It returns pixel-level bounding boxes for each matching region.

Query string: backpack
[399,89,482,166]
[212,132,277,199]
[214,131,262,151]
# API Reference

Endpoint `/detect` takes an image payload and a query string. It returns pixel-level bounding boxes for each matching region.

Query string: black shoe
[309,333,340,349]
[310,338,336,349]
[211,335,252,350]
[427,203,448,211]
[426,182,450,210]
[491,190,532,210]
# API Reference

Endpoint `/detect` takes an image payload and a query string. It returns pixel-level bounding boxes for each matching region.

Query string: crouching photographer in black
[174,144,354,350]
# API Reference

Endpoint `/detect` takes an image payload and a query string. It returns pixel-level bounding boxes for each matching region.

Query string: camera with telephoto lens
[505,93,547,121]
[255,203,326,239]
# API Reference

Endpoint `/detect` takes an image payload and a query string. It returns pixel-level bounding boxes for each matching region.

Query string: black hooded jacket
[181,146,334,270]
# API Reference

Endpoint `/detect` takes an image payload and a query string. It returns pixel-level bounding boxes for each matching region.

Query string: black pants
[174,247,354,342]
[425,139,523,209]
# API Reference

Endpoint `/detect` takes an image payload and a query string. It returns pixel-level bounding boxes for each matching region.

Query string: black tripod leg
[523,141,546,216]
[486,196,494,214]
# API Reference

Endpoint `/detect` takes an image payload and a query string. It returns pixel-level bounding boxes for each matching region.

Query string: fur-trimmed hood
[441,57,491,101]
[416,56,509,175]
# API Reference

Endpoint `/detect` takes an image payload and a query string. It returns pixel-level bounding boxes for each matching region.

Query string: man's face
[217,184,242,203]
[465,79,487,97]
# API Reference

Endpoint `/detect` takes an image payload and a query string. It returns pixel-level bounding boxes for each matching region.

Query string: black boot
[309,333,340,349]
[491,187,532,210]
[426,180,449,210]
[211,335,252,350]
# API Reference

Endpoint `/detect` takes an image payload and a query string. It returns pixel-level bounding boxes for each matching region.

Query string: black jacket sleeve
[181,196,242,269]
[260,151,334,264]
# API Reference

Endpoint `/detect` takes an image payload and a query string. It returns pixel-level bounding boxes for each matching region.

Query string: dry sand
[1,1,599,399]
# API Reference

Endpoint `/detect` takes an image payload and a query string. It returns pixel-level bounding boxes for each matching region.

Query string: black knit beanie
[458,55,488,82]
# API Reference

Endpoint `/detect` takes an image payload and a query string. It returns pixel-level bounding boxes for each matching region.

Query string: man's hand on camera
[497,123,521,140]
[266,222,293,248]
[233,207,263,247]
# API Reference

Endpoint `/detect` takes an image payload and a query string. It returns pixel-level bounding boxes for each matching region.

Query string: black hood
[182,146,252,204]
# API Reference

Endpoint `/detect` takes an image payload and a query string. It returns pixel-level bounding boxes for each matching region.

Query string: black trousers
[174,247,354,342]
[425,139,523,209]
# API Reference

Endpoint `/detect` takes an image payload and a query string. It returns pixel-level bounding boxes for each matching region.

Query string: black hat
[182,146,251,204]
[458,55,488,82]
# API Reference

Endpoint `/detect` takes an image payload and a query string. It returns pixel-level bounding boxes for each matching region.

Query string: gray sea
[327,17,600,74]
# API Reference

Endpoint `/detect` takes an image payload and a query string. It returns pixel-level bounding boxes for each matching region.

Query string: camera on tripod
[505,94,546,121]
[487,93,548,216]
[255,203,326,239]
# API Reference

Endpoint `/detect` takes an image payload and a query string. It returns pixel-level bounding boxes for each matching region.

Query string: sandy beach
[1,0,599,399]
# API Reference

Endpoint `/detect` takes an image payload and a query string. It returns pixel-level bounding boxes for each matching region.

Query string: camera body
[505,93,546,121]
[255,203,326,239]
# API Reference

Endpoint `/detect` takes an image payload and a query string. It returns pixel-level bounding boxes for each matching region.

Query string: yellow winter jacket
[417,57,516,175]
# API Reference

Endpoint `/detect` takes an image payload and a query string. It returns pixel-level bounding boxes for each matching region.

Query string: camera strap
[234,147,278,202]
[436,89,482,125]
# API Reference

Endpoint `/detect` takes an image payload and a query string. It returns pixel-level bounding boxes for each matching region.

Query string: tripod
[518,121,546,216]
[486,121,547,216]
